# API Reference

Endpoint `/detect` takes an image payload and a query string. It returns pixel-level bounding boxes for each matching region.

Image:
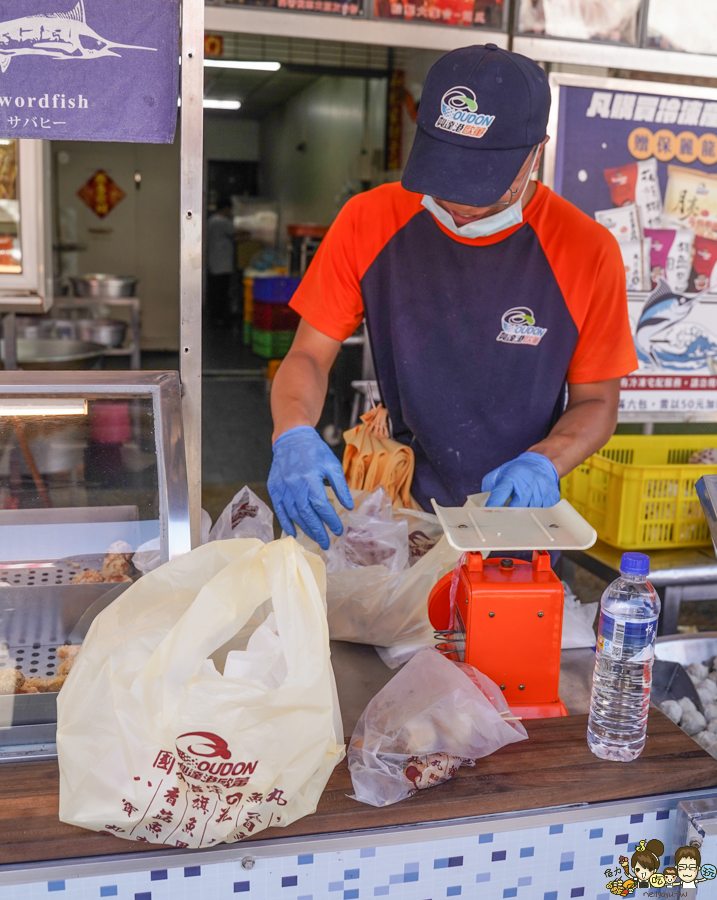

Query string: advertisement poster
[0,0,179,143]
[374,0,503,28]
[547,74,717,417]
[219,0,364,17]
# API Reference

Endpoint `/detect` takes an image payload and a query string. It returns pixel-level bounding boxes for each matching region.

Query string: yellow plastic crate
[561,434,717,550]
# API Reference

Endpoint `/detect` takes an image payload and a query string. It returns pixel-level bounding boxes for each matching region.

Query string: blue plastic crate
[252,276,301,304]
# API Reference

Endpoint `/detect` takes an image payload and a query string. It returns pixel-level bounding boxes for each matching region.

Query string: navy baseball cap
[402,44,550,207]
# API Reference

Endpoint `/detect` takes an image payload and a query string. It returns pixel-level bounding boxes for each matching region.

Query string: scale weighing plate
[431,496,597,553]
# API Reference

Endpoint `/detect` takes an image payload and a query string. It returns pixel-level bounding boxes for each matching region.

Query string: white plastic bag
[208,486,274,544]
[348,648,527,807]
[57,537,344,848]
[561,581,598,649]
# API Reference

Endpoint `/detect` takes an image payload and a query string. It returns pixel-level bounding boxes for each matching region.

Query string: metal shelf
[512,35,717,80]
[205,5,508,51]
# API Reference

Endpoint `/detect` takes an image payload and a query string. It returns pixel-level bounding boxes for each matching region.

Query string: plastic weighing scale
[427,495,598,720]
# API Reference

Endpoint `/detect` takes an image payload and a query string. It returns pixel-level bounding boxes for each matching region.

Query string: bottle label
[597,612,659,662]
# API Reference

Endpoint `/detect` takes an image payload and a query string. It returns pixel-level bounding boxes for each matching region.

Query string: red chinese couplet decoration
[77,170,126,219]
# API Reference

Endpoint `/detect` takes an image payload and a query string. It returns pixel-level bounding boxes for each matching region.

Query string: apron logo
[435,87,495,139]
[497,307,547,346]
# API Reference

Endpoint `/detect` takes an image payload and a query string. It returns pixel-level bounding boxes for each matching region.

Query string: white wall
[52,118,261,352]
[53,138,181,351]
[260,75,387,234]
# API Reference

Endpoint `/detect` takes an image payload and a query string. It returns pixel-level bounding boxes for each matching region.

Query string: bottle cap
[620,552,650,576]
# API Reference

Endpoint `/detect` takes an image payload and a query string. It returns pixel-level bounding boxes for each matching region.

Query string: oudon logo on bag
[101,737,289,847]
[175,732,258,787]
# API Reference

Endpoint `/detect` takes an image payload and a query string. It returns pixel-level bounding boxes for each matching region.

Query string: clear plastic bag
[296,489,454,652]
[208,485,274,544]
[349,648,527,807]
[322,488,409,575]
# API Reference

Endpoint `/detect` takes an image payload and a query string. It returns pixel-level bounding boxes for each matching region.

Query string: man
[206,196,236,325]
[268,44,638,550]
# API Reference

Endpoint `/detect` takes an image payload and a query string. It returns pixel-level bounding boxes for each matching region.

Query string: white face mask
[422,165,533,239]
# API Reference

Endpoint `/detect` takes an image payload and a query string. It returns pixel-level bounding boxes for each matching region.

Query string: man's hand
[482,451,560,507]
[269,320,351,548]
[268,426,353,550]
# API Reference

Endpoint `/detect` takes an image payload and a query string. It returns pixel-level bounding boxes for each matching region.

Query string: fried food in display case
[0,372,190,760]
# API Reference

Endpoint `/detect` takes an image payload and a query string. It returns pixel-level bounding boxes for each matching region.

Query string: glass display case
[0,140,53,314]
[0,372,190,760]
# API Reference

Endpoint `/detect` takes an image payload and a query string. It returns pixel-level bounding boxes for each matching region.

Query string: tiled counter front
[2,791,716,900]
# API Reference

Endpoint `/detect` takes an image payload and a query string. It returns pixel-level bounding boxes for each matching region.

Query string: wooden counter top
[0,709,715,867]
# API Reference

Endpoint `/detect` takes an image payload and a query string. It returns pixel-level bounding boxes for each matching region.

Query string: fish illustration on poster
[0,0,179,143]
[633,279,717,371]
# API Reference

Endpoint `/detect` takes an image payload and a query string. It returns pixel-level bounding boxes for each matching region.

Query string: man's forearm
[271,351,330,443]
[528,383,620,478]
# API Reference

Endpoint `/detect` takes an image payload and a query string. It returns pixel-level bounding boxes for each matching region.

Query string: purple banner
[0,0,179,143]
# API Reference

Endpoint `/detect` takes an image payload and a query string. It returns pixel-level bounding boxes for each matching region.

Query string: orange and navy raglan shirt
[290,181,638,510]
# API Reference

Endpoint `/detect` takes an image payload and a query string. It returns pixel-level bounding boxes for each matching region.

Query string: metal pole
[180,0,204,548]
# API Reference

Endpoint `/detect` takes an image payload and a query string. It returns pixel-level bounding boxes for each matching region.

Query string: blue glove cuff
[272,425,317,450]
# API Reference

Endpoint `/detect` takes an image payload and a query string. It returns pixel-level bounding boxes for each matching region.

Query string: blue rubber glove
[268,426,354,550]
[481,451,560,508]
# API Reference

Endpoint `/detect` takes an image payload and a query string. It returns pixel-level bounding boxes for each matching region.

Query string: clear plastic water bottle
[587,552,661,762]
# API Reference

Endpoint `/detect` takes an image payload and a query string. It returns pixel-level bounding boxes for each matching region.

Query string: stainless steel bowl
[1,338,106,370]
[69,274,138,298]
[655,632,717,666]
[13,317,78,341]
[74,318,127,348]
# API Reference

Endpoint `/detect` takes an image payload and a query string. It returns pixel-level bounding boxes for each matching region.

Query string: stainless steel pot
[75,318,127,348]
[69,274,138,298]
[1,339,106,370]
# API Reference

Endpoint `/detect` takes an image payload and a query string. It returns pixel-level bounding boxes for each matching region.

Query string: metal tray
[655,632,717,667]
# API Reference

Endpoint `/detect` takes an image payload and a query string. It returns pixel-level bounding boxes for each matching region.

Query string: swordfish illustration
[0,0,156,73]
[635,277,713,369]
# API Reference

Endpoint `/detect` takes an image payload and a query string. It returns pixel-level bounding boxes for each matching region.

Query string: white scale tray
[431,494,598,554]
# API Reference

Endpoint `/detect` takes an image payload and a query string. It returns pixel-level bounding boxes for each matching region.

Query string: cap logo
[436,86,495,140]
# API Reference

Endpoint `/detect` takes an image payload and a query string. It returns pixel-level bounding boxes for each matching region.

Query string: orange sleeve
[290,184,423,342]
[531,187,638,384]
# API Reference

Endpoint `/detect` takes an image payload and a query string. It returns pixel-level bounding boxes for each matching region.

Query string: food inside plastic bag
[321,488,409,574]
[348,648,527,807]
[296,488,455,652]
[208,485,274,544]
[133,488,274,575]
